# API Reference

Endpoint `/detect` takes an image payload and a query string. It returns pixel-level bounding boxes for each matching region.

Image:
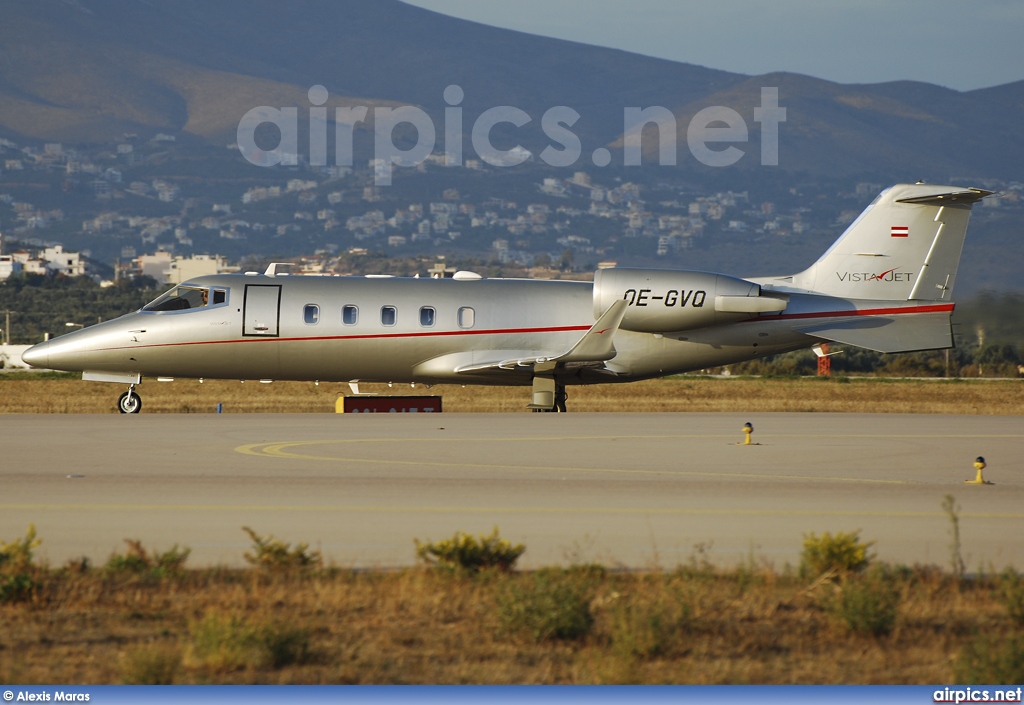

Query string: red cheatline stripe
[97,304,954,352]
[95,305,954,352]
[749,303,954,323]
[96,324,593,352]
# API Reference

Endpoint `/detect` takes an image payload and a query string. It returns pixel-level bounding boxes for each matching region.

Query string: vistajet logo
[836,268,915,283]
[237,84,786,184]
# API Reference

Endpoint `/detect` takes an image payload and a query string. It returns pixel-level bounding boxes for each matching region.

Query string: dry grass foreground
[1,374,1023,414]
[1,539,1022,685]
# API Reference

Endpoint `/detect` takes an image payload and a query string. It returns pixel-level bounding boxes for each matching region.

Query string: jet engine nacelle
[593,268,786,333]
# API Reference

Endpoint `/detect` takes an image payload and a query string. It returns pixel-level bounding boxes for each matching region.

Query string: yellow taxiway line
[2,503,1022,521]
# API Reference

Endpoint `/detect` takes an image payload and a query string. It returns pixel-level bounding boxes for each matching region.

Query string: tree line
[0,273,159,345]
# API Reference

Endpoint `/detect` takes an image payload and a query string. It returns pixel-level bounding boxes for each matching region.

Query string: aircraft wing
[456,299,627,373]
[413,300,628,378]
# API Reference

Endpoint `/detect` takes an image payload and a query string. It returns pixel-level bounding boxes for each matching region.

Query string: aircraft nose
[21,341,49,368]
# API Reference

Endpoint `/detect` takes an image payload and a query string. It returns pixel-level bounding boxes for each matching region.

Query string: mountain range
[2,0,1022,180]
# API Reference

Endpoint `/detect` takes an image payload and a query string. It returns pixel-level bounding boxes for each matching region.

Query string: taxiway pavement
[2,413,1021,570]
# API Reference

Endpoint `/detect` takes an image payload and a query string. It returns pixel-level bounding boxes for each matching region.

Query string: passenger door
[243,284,281,337]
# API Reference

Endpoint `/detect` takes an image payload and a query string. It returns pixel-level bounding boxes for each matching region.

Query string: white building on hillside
[43,245,86,276]
[0,255,22,280]
[10,250,48,275]
[136,251,173,281]
[135,252,234,284]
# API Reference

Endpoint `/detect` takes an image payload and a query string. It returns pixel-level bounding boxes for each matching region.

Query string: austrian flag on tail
[891,225,909,237]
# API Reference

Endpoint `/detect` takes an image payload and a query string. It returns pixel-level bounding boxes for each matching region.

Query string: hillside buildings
[0,234,86,280]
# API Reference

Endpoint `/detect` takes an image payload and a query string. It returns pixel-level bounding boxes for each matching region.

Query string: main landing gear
[118,385,142,414]
[531,383,568,412]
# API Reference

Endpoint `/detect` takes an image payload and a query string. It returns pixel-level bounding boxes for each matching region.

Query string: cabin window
[213,289,227,305]
[419,306,435,327]
[303,304,320,325]
[142,286,210,312]
[343,305,358,325]
[458,306,475,329]
[381,306,397,327]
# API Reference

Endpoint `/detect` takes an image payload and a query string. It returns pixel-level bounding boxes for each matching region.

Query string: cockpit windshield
[143,286,210,312]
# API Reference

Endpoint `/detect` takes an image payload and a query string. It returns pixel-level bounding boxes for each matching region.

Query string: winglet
[558,299,627,363]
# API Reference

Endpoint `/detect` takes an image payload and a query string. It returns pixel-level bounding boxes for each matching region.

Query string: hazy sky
[401,0,1023,91]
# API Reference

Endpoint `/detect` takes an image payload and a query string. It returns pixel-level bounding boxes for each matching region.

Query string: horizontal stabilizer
[895,189,992,206]
[798,311,953,353]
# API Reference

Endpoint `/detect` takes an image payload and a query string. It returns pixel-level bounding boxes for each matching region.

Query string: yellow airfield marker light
[741,422,754,446]
[965,456,994,485]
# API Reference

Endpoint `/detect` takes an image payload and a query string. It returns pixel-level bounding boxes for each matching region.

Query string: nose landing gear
[118,385,142,414]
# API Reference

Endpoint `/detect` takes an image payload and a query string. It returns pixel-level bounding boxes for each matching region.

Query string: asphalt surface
[2,413,1021,571]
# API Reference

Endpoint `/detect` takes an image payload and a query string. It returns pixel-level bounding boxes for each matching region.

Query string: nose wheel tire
[118,390,142,414]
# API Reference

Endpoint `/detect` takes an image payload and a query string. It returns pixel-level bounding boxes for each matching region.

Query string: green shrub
[0,524,40,574]
[189,613,259,671]
[0,573,37,603]
[801,530,873,578]
[829,572,900,637]
[0,525,41,603]
[119,643,182,684]
[496,569,594,642]
[415,526,525,573]
[188,612,313,671]
[954,632,1024,684]
[242,527,321,571]
[999,570,1024,626]
[606,588,691,659]
[259,622,314,668]
[105,539,190,576]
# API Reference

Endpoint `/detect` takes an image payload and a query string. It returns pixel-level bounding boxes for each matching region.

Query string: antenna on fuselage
[263,262,296,278]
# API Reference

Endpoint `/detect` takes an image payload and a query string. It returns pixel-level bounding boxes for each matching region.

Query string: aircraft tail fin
[790,184,991,301]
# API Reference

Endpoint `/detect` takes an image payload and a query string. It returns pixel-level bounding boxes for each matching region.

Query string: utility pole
[3,309,10,346]
[977,325,985,377]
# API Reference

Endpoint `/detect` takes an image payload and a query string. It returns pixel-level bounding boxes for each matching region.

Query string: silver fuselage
[21,272,947,386]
